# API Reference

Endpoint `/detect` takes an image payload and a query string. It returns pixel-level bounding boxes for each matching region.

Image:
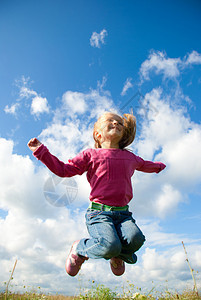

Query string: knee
[130,232,145,251]
[99,238,122,259]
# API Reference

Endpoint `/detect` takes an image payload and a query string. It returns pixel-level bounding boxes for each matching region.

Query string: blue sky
[0,0,201,296]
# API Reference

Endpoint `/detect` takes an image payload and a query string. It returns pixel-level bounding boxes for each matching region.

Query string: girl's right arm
[27,138,89,177]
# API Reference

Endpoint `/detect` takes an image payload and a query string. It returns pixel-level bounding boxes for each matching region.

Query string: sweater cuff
[155,162,166,173]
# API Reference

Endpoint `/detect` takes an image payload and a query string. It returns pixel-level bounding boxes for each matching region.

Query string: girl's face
[95,113,124,148]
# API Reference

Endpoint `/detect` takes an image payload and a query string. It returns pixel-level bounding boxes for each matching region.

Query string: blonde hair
[93,112,136,149]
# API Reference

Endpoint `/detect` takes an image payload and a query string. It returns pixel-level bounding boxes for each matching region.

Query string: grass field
[0,283,200,300]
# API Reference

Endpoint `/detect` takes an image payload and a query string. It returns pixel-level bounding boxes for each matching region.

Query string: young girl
[28,112,166,277]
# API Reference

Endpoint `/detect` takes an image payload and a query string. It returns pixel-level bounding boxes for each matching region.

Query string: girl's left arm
[135,156,166,173]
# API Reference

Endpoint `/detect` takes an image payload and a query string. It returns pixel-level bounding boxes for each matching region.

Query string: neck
[100,141,120,149]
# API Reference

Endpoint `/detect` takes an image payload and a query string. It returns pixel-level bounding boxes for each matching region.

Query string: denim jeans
[76,208,145,264]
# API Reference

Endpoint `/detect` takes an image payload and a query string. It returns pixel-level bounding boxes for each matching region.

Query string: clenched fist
[27,138,42,152]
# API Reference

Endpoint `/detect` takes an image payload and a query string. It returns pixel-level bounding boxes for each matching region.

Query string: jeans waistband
[90,202,129,211]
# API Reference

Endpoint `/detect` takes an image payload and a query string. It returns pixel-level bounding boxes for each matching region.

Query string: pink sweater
[34,145,166,207]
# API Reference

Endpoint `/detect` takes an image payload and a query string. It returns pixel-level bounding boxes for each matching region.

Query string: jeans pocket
[86,209,103,221]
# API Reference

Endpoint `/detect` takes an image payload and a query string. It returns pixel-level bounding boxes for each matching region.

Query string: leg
[116,212,145,264]
[76,209,122,260]
[65,240,89,277]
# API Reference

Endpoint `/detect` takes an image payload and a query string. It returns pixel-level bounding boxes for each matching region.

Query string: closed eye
[106,118,123,126]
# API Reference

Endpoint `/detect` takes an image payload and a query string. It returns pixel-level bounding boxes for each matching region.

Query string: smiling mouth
[111,126,121,132]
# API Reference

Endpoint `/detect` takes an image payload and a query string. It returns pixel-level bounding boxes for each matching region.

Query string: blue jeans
[76,208,145,264]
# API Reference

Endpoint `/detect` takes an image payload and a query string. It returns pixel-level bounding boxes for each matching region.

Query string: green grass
[0,283,200,300]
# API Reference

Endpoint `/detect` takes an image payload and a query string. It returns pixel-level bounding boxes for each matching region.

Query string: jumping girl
[28,112,166,277]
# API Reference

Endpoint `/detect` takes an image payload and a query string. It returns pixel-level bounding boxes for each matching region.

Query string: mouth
[111,126,118,130]
[110,126,121,132]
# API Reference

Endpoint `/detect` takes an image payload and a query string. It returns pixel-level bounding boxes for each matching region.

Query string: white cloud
[31,96,50,116]
[0,138,52,218]
[140,220,187,247]
[155,184,182,218]
[130,87,201,218]
[185,50,201,65]
[4,103,20,115]
[97,76,109,94]
[139,51,181,81]
[139,50,201,83]
[90,29,108,48]
[0,137,89,294]
[62,91,87,115]
[19,86,37,99]
[121,77,133,96]
[4,76,50,117]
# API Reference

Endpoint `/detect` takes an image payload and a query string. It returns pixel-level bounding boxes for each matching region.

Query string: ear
[94,130,102,141]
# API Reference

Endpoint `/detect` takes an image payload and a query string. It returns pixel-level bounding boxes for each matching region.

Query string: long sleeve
[135,155,166,173]
[33,144,90,177]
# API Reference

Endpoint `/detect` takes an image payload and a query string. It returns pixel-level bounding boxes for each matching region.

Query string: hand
[27,138,42,152]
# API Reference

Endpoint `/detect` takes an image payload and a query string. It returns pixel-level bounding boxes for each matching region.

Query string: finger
[27,138,36,147]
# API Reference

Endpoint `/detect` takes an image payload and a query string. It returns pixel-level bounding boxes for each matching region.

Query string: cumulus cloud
[137,88,201,186]
[62,91,87,115]
[90,29,108,48]
[140,220,186,247]
[0,138,52,218]
[31,96,49,116]
[121,77,133,96]
[0,137,88,293]
[130,87,201,218]
[4,76,50,118]
[139,50,201,83]
[139,51,181,81]
[141,244,201,290]
[185,50,201,65]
